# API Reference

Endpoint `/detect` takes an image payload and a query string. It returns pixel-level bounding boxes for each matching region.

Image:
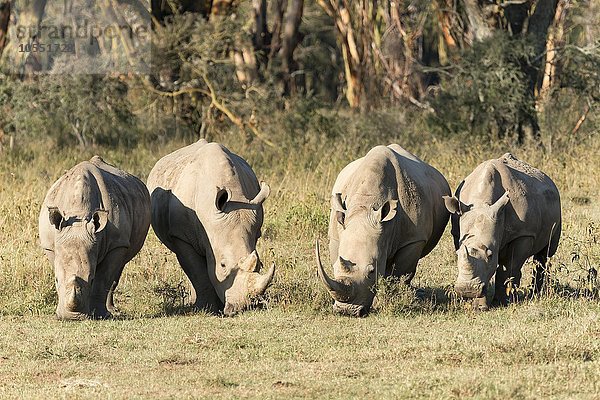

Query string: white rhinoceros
[443,153,561,310]
[147,139,274,316]
[316,144,451,316]
[39,156,151,320]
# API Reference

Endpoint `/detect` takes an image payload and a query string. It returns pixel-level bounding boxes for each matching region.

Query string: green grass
[1,302,599,399]
[0,131,599,398]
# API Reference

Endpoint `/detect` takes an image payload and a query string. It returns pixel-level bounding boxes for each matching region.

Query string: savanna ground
[0,121,599,399]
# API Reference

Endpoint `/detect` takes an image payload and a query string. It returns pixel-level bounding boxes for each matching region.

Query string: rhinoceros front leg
[496,236,534,305]
[389,241,426,285]
[92,247,129,319]
[170,237,222,314]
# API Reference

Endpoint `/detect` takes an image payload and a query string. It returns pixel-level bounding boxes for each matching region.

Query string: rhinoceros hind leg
[106,281,119,315]
[532,251,548,294]
[170,237,222,314]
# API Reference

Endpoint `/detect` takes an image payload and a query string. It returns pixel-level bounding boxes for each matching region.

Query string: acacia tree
[317,1,430,110]
[0,2,9,57]
[436,0,569,114]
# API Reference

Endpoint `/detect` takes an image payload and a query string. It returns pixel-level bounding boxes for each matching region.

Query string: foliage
[427,32,537,138]
[0,73,138,147]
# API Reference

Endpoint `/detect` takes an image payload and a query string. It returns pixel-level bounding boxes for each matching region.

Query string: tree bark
[0,1,9,57]
[253,0,269,51]
[462,0,493,43]
[535,0,567,113]
[280,0,304,95]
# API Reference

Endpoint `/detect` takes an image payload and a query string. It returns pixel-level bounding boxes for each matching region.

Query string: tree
[317,1,431,110]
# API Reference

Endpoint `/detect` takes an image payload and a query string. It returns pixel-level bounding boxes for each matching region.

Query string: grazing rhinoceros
[147,139,275,316]
[39,156,151,320]
[316,144,451,317]
[443,153,561,310]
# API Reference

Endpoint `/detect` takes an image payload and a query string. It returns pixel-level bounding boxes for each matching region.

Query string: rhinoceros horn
[252,262,275,296]
[315,239,352,302]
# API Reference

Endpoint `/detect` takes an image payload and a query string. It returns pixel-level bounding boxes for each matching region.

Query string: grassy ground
[0,128,599,398]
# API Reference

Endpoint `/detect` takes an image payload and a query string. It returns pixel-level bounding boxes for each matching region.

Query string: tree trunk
[253,0,269,51]
[527,0,559,96]
[535,0,567,113]
[280,0,304,95]
[0,1,9,57]
[462,0,493,43]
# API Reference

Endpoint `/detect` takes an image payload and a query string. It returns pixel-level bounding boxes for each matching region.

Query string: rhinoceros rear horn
[239,250,259,272]
[249,182,270,205]
[315,239,352,302]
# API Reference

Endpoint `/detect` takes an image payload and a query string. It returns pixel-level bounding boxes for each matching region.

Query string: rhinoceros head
[47,206,108,320]
[204,182,275,316]
[444,191,510,305]
[316,193,398,317]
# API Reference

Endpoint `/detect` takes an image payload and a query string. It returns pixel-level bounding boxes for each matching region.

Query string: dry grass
[0,131,598,398]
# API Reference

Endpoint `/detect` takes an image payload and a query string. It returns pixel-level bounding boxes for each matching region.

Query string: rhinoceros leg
[532,251,548,294]
[170,237,222,314]
[496,236,534,305]
[390,241,426,285]
[92,247,129,318]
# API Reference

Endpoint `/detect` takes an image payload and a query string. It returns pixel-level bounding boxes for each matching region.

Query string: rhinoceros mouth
[333,301,368,317]
[55,309,89,321]
[454,279,486,299]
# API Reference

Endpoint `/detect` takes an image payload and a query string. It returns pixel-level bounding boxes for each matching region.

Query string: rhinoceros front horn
[252,262,275,296]
[315,239,352,302]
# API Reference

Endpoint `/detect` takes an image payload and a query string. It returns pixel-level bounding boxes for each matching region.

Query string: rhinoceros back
[40,156,151,262]
[457,153,561,257]
[330,144,450,259]
[146,139,262,253]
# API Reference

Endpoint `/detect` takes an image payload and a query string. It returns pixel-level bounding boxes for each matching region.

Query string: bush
[428,32,536,139]
[0,73,139,147]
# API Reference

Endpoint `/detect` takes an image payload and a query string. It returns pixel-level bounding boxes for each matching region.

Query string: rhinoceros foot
[472,296,489,312]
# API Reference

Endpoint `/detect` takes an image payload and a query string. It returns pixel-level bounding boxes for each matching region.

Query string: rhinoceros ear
[443,196,461,215]
[92,210,108,233]
[490,191,510,215]
[332,193,346,227]
[215,187,230,212]
[48,207,64,230]
[249,182,270,205]
[378,199,398,223]
[331,193,345,212]
[443,196,471,215]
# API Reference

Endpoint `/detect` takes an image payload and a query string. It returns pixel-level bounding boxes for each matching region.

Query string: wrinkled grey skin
[316,144,451,317]
[444,153,561,310]
[147,139,275,316]
[39,156,151,320]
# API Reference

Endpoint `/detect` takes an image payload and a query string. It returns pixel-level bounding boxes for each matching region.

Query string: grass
[0,127,599,398]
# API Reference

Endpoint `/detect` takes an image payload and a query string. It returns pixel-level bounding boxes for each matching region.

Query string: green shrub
[428,32,536,139]
[0,74,138,147]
